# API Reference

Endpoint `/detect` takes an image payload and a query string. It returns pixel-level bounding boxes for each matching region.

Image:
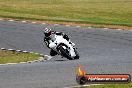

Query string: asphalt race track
[0,20,132,88]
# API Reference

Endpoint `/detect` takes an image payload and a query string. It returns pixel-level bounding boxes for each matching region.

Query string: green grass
[0,0,132,26]
[0,50,41,64]
[77,82,132,88]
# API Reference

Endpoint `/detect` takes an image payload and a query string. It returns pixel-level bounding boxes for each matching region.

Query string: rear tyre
[74,54,79,59]
[74,49,79,59]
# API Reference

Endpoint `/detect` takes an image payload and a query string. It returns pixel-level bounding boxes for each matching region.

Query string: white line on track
[76,26,81,28]
[32,22,37,24]
[35,53,39,55]
[9,20,14,22]
[117,29,122,30]
[1,48,6,50]
[30,52,34,53]
[88,27,92,28]
[104,28,109,29]
[19,62,27,64]
[1,19,132,32]
[22,21,26,23]
[16,50,22,52]
[65,84,102,88]
[0,64,5,66]
[40,54,44,56]
[42,23,46,25]
[54,24,59,26]
[66,25,70,27]
[1,18,132,33]
[22,51,28,53]
[6,63,18,65]
[8,49,14,51]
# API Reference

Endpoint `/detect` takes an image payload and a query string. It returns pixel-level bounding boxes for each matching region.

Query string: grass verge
[76,82,132,88]
[0,50,41,64]
[0,0,132,27]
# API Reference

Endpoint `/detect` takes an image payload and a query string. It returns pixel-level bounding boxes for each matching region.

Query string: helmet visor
[45,31,51,37]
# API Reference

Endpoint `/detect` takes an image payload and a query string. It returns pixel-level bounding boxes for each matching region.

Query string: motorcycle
[45,35,79,60]
[55,42,79,60]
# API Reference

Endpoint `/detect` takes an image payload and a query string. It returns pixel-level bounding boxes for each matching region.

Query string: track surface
[0,20,132,88]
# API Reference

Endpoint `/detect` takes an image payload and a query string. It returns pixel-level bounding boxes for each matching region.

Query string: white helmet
[44,28,52,37]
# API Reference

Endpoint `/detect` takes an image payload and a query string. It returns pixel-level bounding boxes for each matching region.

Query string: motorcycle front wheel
[59,45,74,60]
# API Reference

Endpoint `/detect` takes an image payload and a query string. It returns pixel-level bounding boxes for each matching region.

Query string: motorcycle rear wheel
[74,49,79,59]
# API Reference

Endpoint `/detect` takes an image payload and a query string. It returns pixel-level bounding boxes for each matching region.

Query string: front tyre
[59,45,74,60]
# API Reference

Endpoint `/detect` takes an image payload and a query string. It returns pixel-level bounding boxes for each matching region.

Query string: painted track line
[0,18,132,32]
[0,48,51,65]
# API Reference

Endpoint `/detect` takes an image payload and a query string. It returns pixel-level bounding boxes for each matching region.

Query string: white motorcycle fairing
[49,35,76,57]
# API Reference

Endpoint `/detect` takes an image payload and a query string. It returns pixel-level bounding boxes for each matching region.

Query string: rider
[44,28,75,57]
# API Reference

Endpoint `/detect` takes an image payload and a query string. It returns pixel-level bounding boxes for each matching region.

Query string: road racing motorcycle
[45,35,79,60]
